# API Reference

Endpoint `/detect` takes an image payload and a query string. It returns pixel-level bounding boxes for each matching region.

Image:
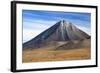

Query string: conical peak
[59,20,71,25]
[23,20,90,49]
[59,20,66,23]
[58,20,74,28]
[61,20,66,23]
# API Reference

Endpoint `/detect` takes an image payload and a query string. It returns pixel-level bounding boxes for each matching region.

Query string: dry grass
[22,47,91,63]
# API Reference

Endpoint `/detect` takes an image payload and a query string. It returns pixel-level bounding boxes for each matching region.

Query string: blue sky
[22,10,91,43]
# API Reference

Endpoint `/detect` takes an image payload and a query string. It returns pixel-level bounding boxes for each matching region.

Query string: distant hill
[23,20,90,49]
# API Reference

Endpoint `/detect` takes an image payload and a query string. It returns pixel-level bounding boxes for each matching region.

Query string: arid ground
[22,47,91,63]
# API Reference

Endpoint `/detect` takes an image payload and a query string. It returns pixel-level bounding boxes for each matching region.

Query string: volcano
[23,20,90,49]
